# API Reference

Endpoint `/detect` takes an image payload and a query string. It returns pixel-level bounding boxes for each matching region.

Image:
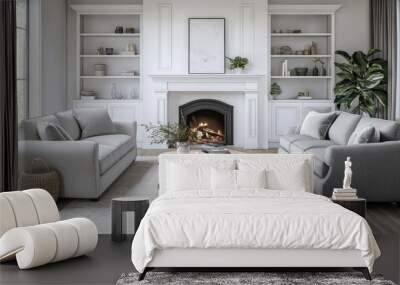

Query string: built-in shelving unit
[268,5,341,101]
[71,4,143,101]
[267,5,341,145]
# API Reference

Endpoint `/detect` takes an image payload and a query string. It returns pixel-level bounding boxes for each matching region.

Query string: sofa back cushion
[19,115,61,140]
[37,122,73,141]
[347,125,379,145]
[353,117,400,142]
[300,111,337,139]
[328,112,361,145]
[55,110,81,140]
[73,108,116,139]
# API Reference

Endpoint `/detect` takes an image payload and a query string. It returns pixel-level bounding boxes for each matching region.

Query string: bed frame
[139,248,371,280]
[138,154,372,281]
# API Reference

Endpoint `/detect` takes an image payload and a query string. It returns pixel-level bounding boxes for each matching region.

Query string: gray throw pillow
[328,112,361,145]
[348,126,379,145]
[55,110,81,140]
[300,111,337,140]
[37,122,73,141]
[73,108,116,139]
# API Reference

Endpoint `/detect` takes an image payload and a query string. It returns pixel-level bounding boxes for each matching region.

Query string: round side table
[111,196,150,242]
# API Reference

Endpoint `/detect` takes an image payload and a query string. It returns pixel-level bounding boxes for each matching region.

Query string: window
[16,0,28,123]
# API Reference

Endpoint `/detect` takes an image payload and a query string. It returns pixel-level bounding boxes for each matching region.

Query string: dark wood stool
[111,196,150,242]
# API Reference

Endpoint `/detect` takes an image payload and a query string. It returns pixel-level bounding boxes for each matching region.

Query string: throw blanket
[131,190,380,272]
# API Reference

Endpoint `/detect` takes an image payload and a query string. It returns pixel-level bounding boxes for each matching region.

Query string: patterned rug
[116,272,396,285]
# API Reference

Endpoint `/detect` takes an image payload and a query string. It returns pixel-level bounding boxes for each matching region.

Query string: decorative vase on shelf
[235,68,244,74]
[312,65,319,76]
[110,83,118,99]
[176,141,191,154]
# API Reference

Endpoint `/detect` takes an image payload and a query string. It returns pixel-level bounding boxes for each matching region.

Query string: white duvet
[131,190,380,273]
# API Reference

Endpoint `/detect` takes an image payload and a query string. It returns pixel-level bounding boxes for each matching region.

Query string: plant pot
[176,141,191,154]
[235,68,244,74]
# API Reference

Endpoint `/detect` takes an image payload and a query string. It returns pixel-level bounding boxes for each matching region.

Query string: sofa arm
[113,121,137,140]
[322,141,400,201]
[18,141,100,198]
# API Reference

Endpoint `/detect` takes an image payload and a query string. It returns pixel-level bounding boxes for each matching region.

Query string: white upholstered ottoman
[0,189,98,269]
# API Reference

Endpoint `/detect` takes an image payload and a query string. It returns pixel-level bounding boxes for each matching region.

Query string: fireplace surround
[179,99,233,145]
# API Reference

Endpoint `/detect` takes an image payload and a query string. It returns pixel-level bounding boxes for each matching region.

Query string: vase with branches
[144,122,197,153]
[334,48,387,117]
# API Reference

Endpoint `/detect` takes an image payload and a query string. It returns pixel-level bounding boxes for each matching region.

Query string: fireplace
[179,99,233,145]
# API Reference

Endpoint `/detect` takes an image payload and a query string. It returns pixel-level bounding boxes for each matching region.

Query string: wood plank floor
[1,203,399,285]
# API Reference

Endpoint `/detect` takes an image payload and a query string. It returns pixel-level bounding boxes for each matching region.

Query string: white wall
[142,0,268,147]
[269,0,370,53]
[29,0,67,116]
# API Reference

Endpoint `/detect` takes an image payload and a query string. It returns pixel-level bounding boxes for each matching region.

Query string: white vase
[235,68,244,74]
[176,142,191,154]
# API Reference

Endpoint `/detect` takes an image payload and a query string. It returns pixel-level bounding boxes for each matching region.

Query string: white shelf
[271,33,331,37]
[271,55,331,58]
[80,33,140,37]
[271,76,332,79]
[269,99,333,103]
[80,55,140,58]
[80,76,140,79]
[74,99,142,103]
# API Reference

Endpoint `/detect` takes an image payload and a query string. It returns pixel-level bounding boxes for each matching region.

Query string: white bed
[131,154,380,280]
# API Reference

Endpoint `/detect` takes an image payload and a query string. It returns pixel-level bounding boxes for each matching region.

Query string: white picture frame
[188,18,226,74]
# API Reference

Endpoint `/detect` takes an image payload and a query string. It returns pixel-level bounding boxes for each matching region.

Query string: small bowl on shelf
[294,68,308,76]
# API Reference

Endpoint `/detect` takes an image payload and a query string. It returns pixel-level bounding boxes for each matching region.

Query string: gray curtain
[370,0,398,120]
[0,0,18,192]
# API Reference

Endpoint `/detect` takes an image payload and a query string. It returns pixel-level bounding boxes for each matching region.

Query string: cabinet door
[270,103,301,142]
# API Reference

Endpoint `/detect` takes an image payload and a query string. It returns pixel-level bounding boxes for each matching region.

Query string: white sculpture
[343,156,353,189]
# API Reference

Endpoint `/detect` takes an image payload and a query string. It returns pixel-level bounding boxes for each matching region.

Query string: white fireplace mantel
[151,74,265,149]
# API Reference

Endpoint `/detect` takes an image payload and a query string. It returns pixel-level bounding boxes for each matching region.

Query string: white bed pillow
[237,170,267,189]
[237,158,311,192]
[167,160,235,192]
[211,168,236,190]
[211,168,267,190]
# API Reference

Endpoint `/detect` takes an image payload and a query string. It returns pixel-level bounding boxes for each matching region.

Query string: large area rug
[116,272,395,285]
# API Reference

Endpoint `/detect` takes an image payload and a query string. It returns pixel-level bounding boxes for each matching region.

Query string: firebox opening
[187,110,225,145]
[179,99,233,146]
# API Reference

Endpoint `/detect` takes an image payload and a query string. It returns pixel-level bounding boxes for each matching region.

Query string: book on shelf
[333,188,357,193]
[80,96,96,100]
[332,188,358,200]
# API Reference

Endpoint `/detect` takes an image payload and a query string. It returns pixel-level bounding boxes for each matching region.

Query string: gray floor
[1,154,399,285]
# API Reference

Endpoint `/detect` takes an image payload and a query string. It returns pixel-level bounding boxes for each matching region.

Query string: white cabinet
[269,100,335,143]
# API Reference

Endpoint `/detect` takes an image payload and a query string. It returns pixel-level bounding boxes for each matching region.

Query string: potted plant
[144,122,197,153]
[270,82,281,100]
[226,56,249,73]
[334,48,387,117]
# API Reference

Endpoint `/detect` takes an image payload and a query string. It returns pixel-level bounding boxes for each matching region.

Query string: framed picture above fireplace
[188,18,225,74]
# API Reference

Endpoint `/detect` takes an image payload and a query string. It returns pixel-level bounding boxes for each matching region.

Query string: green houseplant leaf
[334,49,387,117]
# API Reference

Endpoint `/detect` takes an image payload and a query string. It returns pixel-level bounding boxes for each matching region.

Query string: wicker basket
[18,159,61,201]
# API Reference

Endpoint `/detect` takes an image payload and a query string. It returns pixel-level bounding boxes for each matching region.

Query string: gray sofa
[18,110,137,199]
[279,111,400,202]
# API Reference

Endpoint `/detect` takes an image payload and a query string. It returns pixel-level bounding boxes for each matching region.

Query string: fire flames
[190,121,224,144]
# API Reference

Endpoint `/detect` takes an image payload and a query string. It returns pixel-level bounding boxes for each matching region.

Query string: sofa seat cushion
[328,112,361,145]
[290,139,336,153]
[280,135,316,152]
[305,148,329,178]
[353,117,400,142]
[83,134,135,174]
